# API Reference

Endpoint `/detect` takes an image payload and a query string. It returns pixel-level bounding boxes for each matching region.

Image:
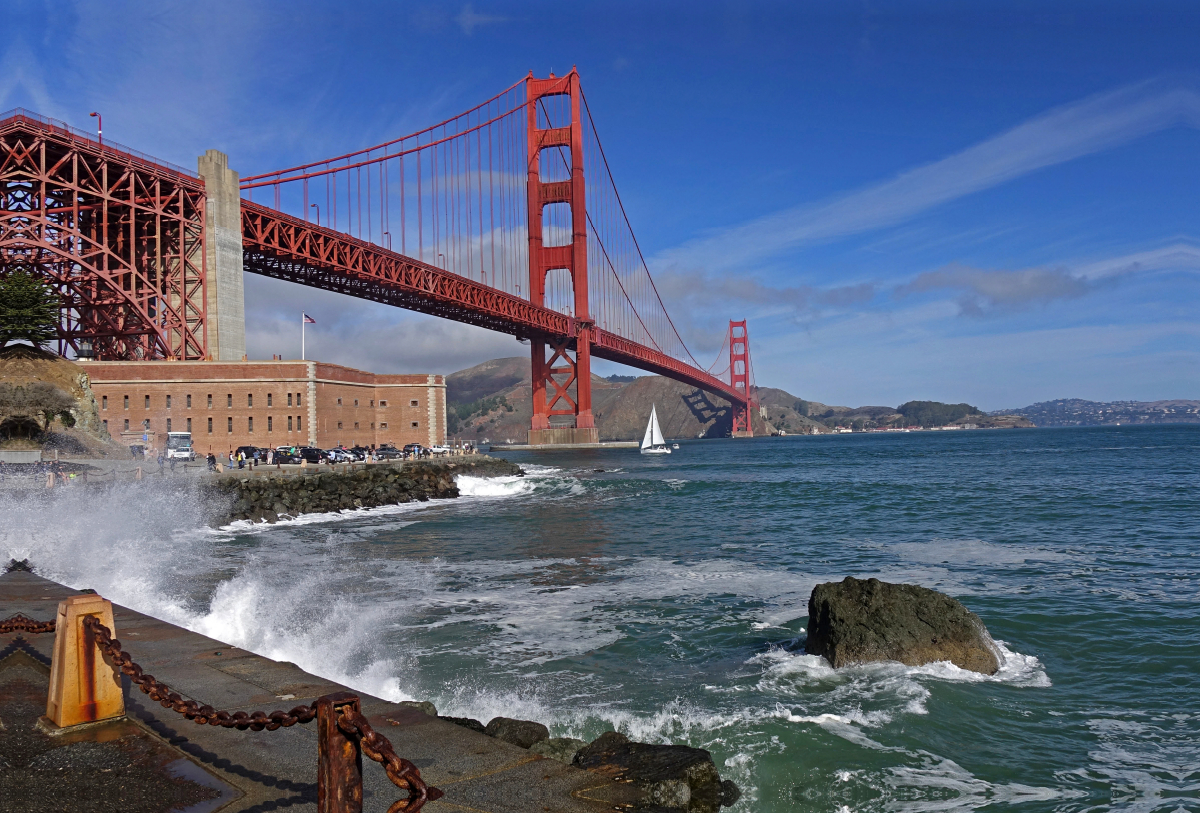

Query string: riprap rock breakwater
[206,456,522,524]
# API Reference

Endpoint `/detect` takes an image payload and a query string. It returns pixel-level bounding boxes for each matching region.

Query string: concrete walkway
[0,570,635,812]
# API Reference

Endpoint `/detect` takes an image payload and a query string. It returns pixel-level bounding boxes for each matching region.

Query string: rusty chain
[0,614,57,634]
[336,705,445,812]
[81,616,442,810]
[83,615,317,730]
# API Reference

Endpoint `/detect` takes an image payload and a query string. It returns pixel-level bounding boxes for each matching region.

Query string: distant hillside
[444,357,1035,441]
[445,357,782,442]
[993,398,1200,427]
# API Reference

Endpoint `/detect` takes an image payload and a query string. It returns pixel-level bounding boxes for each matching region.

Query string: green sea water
[5,425,1197,811]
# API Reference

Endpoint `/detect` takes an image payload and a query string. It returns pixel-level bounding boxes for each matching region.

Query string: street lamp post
[89,112,102,148]
[310,203,319,226]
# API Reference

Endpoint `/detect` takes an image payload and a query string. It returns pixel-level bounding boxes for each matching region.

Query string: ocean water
[2,426,1198,812]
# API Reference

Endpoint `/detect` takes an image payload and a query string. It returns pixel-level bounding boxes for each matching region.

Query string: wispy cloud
[456,4,506,35]
[896,263,1099,316]
[657,79,1200,273]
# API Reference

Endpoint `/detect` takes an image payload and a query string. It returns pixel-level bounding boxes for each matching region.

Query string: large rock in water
[573,731,733,812]
[806,577,1001,675]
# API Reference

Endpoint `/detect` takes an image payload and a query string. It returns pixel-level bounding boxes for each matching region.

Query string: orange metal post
[45,595,125,728]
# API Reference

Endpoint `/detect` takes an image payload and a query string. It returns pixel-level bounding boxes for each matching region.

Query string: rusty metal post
[317,692,363,813]
[45,595,125,728]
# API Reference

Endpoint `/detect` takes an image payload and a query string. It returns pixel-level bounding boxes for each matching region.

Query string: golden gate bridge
[0,70,757,442]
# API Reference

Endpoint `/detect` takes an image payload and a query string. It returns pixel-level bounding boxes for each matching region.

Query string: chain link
[83,615,317,730]
[336,705,445,812]
[0,614,57,634]
[82,616,442,810]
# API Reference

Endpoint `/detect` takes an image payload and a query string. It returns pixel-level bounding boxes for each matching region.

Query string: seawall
[204,456,522,523]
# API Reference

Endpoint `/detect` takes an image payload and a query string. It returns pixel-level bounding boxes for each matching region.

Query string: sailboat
[640,405,671,454]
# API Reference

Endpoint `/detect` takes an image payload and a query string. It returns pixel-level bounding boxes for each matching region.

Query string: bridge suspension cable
[239,74,743,399]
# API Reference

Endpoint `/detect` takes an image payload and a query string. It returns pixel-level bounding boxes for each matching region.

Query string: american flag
[303,313,316,324]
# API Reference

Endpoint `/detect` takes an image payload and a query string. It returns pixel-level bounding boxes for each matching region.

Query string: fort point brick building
[81,359,446,455]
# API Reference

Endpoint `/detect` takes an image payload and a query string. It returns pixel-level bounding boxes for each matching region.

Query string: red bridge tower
[525,70,598,445]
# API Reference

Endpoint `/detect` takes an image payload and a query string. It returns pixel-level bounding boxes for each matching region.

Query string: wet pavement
[0,570,635,812]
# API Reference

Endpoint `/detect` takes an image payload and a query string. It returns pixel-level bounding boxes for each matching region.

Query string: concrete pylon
[198,150,246,361]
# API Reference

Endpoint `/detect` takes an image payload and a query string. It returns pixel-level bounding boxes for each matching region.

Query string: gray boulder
[396,700,437,717]
[530,736,587,764]
[806,577,1001,674]
[573,732,728,812]
[442,716,485,734]
[484,716,550,748]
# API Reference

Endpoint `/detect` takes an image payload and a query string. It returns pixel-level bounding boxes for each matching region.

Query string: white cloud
[456,4,506,35]
[656,80,1200,273]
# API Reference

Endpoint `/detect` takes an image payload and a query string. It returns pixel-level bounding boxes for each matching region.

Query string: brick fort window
[268,416,273,432]
[354,422,359,429]
[410,400,418,407]
[248,417,254,433]
[380,422,387,429]
[187,418,192,432]
[227,417,233,433]
[296,393,302,406]
[166,395,172,409]
[337,422,343,429]
[123,395,129,410]
[288,416,293,431]
[166,418,172,432]
[187,394,192,408]
[207,394,212,408]
[145,395,150,409]
[411,421,419,428]
[379,400,387,407]
[207,417,213,434]
[226,394,232,408]
[102,419,107,431]
[337,397,342,406]
[297,416,302,431]
[124,419,129,431]
[354,399,359,407]
[247,394,253,408]
[267,393,272,407]
[102,395,107,410]
[288,393,293,407]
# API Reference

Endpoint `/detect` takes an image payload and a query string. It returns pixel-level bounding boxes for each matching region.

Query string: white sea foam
[454,474,533,498]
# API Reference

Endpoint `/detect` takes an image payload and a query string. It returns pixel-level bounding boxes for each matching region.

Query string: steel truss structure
[241,201,746,406]
[0,110,207,360]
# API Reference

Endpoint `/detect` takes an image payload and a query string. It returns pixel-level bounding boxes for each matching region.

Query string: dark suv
[297,446,327,464]
[375,445,402,460]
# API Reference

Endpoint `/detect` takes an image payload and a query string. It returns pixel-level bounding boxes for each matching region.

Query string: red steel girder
[240,202,749,411]
[0,110,207,361]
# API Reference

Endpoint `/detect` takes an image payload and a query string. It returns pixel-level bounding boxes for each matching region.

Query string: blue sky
[4,0,1198,409]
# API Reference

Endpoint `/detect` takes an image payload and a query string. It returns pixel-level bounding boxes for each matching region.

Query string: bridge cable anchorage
[78,615,444,812]
[233,70,751,436]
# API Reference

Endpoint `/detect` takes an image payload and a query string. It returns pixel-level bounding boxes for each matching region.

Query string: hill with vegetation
[992,398,1200,426]
[444,357,1029,441]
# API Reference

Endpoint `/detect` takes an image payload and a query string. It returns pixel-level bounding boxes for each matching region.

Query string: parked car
[348,446,372,461]
[429,445,451,456]
[325,448,352,463]
[274,446,302,464]
[375,445,403,460]
[297,446,327,464]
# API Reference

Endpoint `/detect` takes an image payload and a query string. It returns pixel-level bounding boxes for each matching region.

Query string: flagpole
[301,312,305,361]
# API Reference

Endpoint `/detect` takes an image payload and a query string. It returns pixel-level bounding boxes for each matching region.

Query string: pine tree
[0,270,60,347]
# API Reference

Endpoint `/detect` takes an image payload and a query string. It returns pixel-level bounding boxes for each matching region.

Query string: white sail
[650,406,665,447]
[641,407,656,449]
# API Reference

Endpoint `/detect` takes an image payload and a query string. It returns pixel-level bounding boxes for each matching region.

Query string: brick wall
[83,360,446,455]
